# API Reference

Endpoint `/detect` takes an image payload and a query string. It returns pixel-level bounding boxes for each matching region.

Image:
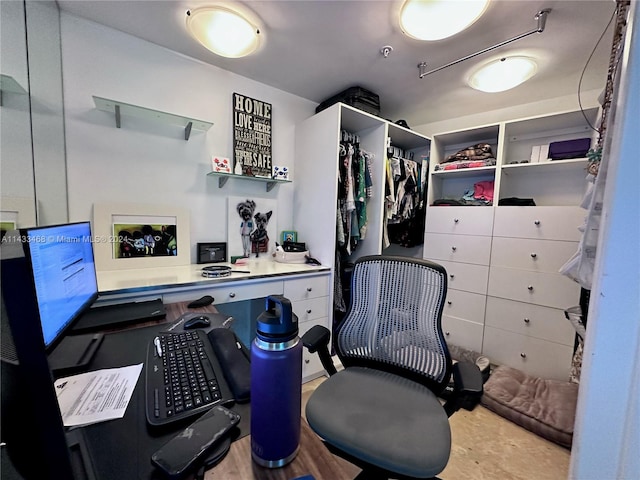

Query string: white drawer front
[493,206,584,241]
[284,274,330,301]
[482,326,573,381]
[442,315,484,353]
[443,289,486,324]
[424,233,492,265]
[292,296,329,323]
[490,237,579,273]
[299,319,328,381]
[488,267,580,309]
[424,258,489,295]
[162,279,284,304]
[426,206,494,236]
[485,296,575,346]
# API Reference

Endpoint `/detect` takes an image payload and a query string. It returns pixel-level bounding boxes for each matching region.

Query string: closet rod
[418,9,551,78]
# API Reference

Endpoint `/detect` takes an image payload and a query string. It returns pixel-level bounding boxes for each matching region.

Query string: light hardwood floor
[301,376,571,480]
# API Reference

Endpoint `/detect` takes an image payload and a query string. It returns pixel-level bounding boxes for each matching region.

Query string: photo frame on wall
[93,203,190,271]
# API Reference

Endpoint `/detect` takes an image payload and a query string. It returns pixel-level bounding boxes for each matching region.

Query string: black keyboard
[145,330,232,427]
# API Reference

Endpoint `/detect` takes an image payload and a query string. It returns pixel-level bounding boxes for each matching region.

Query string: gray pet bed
[481,365,578,447]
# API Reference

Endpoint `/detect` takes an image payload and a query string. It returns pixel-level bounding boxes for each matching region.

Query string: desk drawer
[485,296,575,346]
[426,206,494,236]
[442,315,484,353]
[163,280,284,305]
[292,296,329,323]
[424,258,489,295]
[443,289,486,324]
[284,274,330,301]
[300,319,328,382]
[488,267,580,309]
[490,237,578,273]
[424,233,492,265]
[482,326,573,380]
[493,206,583,241]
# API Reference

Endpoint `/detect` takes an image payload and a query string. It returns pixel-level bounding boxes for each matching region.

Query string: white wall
[60,13,315,263]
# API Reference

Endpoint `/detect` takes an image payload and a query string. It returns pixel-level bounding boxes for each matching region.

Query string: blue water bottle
[250,295,302,468]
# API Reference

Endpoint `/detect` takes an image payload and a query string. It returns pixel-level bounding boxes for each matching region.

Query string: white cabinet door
[424,233,492,265]
[493,206,584,241]
[426,206,494,236]
[488,267,580,309]
[490,237,578,273]
[482,326,573,381]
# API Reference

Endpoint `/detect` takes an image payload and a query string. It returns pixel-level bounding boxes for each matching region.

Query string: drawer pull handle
[527,285,534,291]
[530,253,537,259]
[524,318,531,324]
[447,301,452,306]
[445,331,450,336]
[449,274,455,279]
[520,353,527,358]
[307,287,313,292]
[451,246,457,252]
[229,292,236,298]
[305,359,310,364]
[306,309,312,314]
[534,220,541,226]
[453,218,459,223]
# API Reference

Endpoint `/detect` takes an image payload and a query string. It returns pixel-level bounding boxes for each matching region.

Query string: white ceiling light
[400,0,490,41]
[468,56,538,92]
[186,6,260,58]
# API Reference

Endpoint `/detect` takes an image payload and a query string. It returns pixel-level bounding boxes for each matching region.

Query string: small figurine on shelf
[272,165,289,180]
[234,159,243,175]
[212,156,232,173]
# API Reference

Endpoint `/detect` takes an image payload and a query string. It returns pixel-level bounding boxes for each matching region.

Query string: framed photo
[1,196,36,230]
[227,197,278,259]
[93,203,190,271]
[197,242,227,264]
[281,230,297,243]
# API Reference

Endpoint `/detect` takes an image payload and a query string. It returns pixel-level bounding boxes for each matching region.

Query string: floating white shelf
[207,171,291,192]
[93,95,213,140]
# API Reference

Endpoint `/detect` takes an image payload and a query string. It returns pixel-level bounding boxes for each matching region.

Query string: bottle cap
[256,295,298,342]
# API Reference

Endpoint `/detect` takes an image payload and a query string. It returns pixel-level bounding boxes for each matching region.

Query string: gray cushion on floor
[481,365,578,448]
[305,366,451,478]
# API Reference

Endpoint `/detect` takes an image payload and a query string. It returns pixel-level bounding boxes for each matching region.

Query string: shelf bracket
[115,105,121,128]
[266,181,277,192]
[217,176,229,188]
[185,121,193,141]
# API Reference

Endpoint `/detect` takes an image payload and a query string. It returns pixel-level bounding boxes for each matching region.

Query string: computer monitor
[1,221,99,479]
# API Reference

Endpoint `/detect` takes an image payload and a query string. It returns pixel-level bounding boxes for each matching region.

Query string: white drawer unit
[426,206,494,236]
[284,273,330,301]
[425,258,489,295]
[485,296,575,346]
[424,233,492,265]
[488,266,580,309]
[482,326,574,381]
[490,237,579,273]
[442,315,484,353]
[292,296,329,323]
[493,206,584,241]
[443,289,487,325]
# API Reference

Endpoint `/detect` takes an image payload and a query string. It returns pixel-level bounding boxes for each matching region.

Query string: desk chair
[302,255,483,479]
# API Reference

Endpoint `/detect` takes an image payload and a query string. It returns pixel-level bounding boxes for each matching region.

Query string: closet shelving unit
[93,96,213,140]
[423,106,599,380]
[294,102,430,324]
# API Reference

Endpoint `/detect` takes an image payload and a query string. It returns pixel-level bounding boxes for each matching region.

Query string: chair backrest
[336,255,452,394]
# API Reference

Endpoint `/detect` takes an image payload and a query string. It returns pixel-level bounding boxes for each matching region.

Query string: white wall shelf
[207,171,291,192]
[93,95,213,140]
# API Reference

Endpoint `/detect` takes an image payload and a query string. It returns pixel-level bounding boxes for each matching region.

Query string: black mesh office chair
[302,255,483,480]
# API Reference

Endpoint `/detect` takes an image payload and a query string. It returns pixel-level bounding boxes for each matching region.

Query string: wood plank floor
[302,376,570,480]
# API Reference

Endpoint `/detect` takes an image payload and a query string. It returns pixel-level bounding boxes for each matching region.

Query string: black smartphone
[151,405,240,478]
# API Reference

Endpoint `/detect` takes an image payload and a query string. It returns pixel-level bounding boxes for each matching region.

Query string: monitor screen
[24,222,98,349]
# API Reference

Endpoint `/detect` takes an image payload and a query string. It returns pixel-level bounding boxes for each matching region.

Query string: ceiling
[56,0,617,127]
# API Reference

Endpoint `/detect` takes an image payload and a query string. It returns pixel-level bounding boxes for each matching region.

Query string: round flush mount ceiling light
[468,56,538,92]
[399,0,490,41]
[186,6,261,58]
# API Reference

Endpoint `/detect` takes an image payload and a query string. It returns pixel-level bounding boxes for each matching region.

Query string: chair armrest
[301,325,337,376]
[443,361,484,416]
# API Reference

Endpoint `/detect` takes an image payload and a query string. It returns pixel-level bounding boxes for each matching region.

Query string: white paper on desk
[54,364,143,427]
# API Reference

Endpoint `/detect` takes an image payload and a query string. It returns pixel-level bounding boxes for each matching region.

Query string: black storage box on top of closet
[316,86,380,116]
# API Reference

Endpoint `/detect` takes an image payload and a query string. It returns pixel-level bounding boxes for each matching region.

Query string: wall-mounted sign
[233,93,272,178]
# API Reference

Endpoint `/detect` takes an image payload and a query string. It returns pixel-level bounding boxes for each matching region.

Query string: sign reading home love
[233,93,272,178]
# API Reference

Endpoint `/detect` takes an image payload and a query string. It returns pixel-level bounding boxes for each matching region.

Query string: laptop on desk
[71,298,166,333]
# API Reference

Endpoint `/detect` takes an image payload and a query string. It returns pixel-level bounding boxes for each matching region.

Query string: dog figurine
[250,210,272,258]
[236,199,256,257]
